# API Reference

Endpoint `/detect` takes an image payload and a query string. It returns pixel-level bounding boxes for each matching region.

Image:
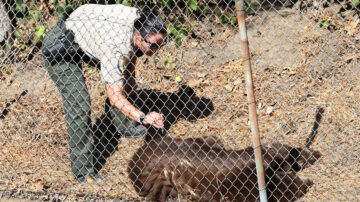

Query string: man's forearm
[106,82,144,123]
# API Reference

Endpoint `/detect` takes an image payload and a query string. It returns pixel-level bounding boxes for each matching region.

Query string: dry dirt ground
[0,3,359,201]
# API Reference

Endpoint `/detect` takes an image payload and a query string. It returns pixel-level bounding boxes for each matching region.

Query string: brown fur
[128,136,321,201]
[128,108,324,201]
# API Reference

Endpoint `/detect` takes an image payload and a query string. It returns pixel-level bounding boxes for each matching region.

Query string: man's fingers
[144,112,164,128]
[155,120,164,128]
[153,119,163,128]
[153,118,164,128]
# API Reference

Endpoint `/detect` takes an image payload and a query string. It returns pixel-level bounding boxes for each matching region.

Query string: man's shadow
[92,85,214,173]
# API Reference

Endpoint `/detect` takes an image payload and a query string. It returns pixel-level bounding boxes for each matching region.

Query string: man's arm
[106,82,143,122]
[106,54,164,128]
[106,55,141,122]
[106,83,164,128]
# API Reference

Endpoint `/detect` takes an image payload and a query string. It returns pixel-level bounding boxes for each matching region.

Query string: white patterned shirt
[65,4,140,84]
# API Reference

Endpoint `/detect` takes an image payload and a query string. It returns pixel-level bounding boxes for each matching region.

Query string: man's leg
[91,98,147,173]
[107,98,147,138]
[92,101,118,174]
[45,60,94,178]
[43,23,94,178]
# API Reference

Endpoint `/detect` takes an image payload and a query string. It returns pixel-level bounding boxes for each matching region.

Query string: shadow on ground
[91,85,214,173]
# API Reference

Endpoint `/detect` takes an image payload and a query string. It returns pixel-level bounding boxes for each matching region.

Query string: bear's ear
[178,85,195,98]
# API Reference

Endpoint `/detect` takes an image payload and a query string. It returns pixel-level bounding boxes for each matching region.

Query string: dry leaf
[197,72,207,78]
[224,84,233,92]
[188,79,202,87]
[344,54,360,62]
[266,106,274,115]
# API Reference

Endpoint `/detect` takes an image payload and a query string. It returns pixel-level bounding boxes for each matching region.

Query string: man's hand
[143,112,164,128]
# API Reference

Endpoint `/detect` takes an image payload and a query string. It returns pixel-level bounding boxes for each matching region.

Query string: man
[42,4,167,182]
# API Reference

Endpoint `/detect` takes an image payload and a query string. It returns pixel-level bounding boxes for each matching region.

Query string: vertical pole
[234,0,268,201]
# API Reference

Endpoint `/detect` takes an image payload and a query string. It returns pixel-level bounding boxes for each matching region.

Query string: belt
[42,20,80,64]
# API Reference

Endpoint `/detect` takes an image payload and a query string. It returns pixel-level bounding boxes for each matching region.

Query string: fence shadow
[92,85,214,173]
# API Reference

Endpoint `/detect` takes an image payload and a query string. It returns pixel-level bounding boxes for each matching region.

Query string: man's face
[135,31,166,56]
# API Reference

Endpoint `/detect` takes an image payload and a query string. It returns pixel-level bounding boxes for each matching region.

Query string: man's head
[133,7,167,56]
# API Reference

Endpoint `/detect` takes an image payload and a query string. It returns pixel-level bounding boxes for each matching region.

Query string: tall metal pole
[234,0,268,201]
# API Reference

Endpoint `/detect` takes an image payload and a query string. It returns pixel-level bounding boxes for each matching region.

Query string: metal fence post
[235,0,268,201]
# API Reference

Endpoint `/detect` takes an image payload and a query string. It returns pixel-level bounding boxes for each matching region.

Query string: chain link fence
[0,0,359,201]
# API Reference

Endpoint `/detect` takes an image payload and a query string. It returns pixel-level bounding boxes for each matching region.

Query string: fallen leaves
[224,84,234,92]
[188,78,203,88]
[266,106,274,115]
[344,53,360,63]
[0,2,359,201]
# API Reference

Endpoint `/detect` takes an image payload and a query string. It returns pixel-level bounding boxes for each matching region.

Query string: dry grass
[0,4,359,201]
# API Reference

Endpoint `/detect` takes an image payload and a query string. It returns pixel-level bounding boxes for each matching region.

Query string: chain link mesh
[0,0,359,201]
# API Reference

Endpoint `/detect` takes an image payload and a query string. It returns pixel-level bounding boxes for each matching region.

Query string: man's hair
[134,6,167,39]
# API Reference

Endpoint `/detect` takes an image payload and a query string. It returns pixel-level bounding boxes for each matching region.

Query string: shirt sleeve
[100,52,129,85]
[99,21,132,85]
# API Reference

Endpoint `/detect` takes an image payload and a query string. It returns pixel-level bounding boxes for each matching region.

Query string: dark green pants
[42,21,146,177]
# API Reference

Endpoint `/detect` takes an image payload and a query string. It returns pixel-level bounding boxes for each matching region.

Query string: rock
[266,106,274,115]
[0,2,11,43]
[224,84,233,92]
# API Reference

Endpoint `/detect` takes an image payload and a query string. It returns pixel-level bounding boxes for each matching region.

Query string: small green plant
[164,55,176,69]
[246,1,256,13]
[321,20,330,28]
[214,8,237,25]
[175,75,182,82]
[352,0,359,7]
[117,0,134,6]
[188,0,198,11]
[87,67,94,74]
[54,0,84,19]
[167,21,190,47]
[15,1,28,18]
[13,28,24,42]
[33,25,48,44]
